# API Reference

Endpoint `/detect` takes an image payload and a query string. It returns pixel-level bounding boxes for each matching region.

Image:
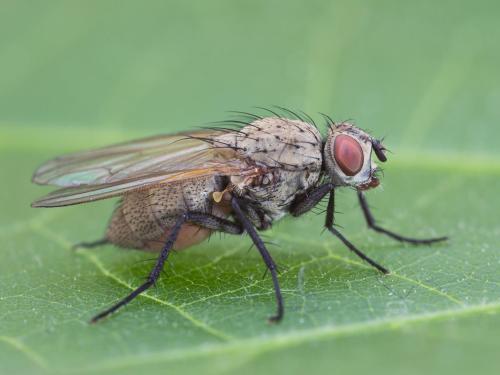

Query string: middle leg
[231,197,284,322]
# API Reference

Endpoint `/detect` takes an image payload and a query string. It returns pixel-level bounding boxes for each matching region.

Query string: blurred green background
[1,1,500,374]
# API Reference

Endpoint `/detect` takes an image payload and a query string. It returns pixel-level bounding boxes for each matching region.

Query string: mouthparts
[357,176,380,191]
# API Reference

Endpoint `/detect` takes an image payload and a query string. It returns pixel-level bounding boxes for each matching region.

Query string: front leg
[357,191,448,245]
[290,185,388,273]
[290,183,333,217]
[325,191,389,274]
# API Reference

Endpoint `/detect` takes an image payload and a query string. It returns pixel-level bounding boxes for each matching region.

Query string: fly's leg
[290,184,388,273]
[90,213,186,323]
[90,212,242,323]
[357,191,448,245]
[326,191,389,274]
[231,198,284,323]
[187,213,243,234]
[76,213,243,251]
[290,183,333,217]
[73,238,109,250]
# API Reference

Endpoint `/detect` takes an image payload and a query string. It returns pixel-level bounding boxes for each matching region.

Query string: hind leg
[72,238,109,250]
[90,212,242,323]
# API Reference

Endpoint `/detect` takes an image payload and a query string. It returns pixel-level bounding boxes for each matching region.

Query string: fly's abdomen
[106,176,227,251]
[106,190,164,250]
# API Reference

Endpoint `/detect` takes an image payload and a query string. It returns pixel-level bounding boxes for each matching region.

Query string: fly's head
[323,122,387,191]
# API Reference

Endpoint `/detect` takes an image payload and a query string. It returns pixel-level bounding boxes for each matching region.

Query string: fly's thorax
[215,117,323,170]
[216,117,323,222]
[323,122,381,190]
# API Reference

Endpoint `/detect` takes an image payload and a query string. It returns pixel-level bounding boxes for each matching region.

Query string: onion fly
[32,109,447,323]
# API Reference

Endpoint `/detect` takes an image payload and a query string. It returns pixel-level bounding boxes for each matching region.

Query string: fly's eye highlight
[333,134,364,176]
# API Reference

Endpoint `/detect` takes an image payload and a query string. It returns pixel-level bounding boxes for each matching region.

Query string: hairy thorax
[216,118,323,228]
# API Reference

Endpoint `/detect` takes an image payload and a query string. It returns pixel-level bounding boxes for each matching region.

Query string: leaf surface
[1,1,499,374]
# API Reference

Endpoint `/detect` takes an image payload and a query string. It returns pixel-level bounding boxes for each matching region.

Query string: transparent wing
[31,130,256,207]
[32,131,223,186]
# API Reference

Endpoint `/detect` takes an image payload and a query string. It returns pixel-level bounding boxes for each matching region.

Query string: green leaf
[1,1,500,374]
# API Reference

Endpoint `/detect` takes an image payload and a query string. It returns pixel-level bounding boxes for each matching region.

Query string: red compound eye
[333,135,364,176]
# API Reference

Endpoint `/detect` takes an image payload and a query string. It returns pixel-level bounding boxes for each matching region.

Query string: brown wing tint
[31,130,255,207]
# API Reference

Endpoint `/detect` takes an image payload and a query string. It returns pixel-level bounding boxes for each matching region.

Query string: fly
[31,109,448,323]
